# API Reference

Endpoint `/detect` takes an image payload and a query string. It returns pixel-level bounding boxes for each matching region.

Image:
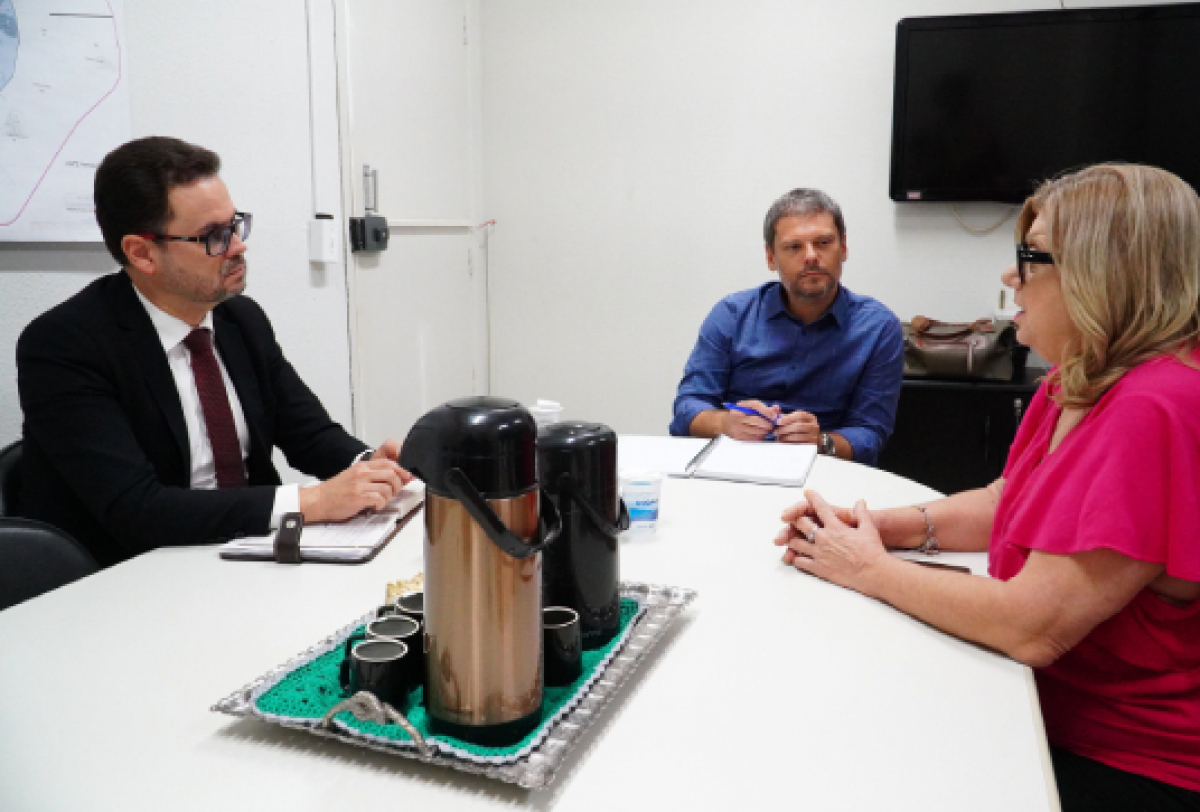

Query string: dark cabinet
[877,371,1043,495]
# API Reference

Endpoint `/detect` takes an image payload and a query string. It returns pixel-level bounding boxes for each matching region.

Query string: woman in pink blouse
[777,164,1200,811]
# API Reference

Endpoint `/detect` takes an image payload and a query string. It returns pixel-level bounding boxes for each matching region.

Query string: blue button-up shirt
[670,282,904,465]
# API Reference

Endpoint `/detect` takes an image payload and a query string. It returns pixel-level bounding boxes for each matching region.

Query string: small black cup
[339,638,412,710]
[395,592,424,625]
[393,595,426,684]
[368,613,420,656]
[367,614,421,647]
[340,614,420,688]
[367,613,424,687]
[543,606,583,687]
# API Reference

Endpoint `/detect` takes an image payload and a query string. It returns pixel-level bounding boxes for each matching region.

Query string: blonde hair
[1016,164,1200,407]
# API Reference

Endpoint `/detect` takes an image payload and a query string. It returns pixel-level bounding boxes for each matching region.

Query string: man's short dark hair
[763,188,846,248]
[94,136,221,265]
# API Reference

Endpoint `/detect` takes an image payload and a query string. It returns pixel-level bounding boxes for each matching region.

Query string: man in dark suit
[16,136,410,567]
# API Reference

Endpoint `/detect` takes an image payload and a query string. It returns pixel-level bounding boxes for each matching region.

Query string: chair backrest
[0,517,98,612]
[0,440,22,517]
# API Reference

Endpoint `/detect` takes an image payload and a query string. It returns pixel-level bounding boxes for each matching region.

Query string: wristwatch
[819,432,836,456]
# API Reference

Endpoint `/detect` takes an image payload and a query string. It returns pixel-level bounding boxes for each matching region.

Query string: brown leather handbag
[903,316,1019,381]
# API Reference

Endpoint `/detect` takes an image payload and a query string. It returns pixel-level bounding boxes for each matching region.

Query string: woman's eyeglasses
[135,212,253,257]
[1016,243,1054,284]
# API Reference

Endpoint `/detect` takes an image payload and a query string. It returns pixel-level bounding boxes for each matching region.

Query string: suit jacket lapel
[105,273,191,466]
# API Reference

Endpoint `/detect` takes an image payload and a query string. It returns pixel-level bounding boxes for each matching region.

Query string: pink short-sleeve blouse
[990,352,1200,791]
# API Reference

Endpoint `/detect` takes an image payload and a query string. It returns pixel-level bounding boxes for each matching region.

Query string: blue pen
[723,402,780,425]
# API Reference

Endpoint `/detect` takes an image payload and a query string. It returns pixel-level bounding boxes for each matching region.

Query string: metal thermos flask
[538,422,629,648]
[400,397,561,745]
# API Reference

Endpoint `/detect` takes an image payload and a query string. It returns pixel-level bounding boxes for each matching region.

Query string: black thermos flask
[537,422,629,648]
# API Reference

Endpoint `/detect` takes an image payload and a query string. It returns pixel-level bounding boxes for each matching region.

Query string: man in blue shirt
[670,188,903,466]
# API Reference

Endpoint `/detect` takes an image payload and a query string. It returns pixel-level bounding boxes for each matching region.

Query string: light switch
[308,214,340,263]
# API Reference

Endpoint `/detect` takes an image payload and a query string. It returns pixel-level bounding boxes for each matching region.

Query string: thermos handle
[556,473,631,537]
[444,467,562,559]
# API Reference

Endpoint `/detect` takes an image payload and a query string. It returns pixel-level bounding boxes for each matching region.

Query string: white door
[336,0,487,446]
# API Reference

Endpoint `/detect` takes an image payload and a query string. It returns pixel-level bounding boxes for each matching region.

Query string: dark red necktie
[182,328,247,488]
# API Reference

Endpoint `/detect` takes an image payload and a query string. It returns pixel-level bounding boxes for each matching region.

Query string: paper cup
[529,399,563,427]
[619,470,663,536]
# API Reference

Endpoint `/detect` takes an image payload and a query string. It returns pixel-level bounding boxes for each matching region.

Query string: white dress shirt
[133,287,299,528]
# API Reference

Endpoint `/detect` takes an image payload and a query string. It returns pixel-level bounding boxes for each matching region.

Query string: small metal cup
[543,606,583,687]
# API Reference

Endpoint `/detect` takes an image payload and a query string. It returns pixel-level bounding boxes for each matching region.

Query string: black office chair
[0,517,98,611]
[0,439,22,517]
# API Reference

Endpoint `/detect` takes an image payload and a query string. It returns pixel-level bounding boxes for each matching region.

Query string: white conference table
[0,454,1058,811]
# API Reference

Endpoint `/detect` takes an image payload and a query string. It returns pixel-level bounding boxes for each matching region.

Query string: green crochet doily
[255,597,642,759]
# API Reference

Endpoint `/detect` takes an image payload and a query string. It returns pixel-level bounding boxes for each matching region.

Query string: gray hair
[763,188,845,247]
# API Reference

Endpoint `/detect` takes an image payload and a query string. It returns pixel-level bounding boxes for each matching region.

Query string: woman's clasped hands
[775,491,892,597]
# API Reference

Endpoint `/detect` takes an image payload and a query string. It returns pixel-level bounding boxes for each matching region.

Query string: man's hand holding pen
[723,400,823,445]
[722,400,781,441]
[773,409,822,444]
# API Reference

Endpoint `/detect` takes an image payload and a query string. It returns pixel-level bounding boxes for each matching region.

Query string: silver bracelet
[914,505,940,555]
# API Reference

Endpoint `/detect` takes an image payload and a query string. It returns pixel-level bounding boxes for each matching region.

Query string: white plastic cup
[619,470,663,536]
[529,399,563,427]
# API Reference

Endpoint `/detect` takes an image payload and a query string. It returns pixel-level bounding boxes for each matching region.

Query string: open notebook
[219,481,425,563]
[618,435,817,488]
[689,436,818,487]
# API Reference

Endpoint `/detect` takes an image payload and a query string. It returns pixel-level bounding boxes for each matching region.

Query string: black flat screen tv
[890,3,1200,203]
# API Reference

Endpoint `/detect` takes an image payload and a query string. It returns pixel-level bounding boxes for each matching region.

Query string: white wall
[477,0,1167,435]
[0,0,351,473]
[3,0,1186,450]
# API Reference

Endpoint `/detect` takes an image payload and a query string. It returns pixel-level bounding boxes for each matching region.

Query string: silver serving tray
[213,581,697,789]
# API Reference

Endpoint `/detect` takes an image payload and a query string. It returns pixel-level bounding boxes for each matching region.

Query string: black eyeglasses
[1016,242,1054,284]
[135,212,252,257]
